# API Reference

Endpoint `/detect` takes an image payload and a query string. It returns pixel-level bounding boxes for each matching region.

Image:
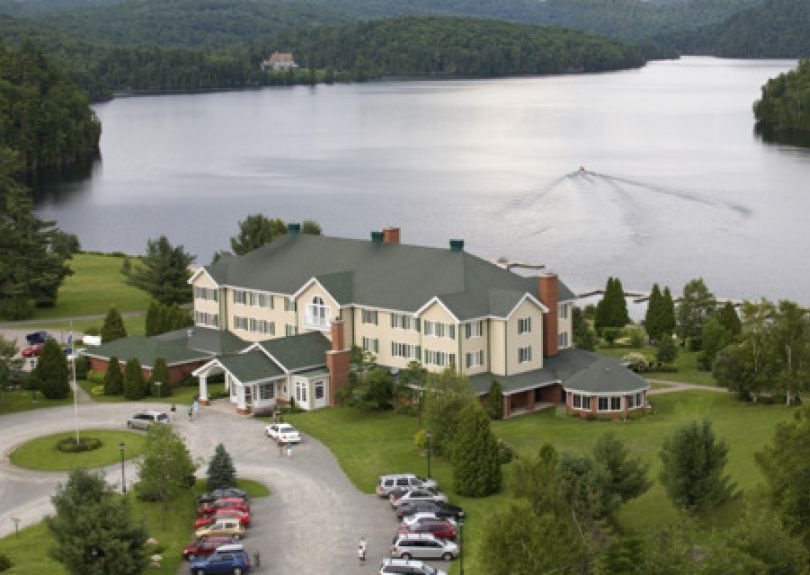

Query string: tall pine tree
[207,443,237,491]
[451,403,501,497]
[717,301,742,336]
[662,287,676,340]
[596,277,630,333]
[101,307,127,343]
[123,358,145,400]
[103,356,123,395]
[33,338,70,399]
[125,236,194,305]
[645,284,664,342]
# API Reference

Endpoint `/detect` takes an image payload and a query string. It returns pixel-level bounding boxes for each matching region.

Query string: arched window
[306,295,330,329]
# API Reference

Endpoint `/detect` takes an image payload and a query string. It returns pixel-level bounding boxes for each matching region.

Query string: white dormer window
[305,296,330,330]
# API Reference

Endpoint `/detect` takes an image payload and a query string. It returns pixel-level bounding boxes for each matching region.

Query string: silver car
[126,411,169,430]
[391,534,458,561]
[377,474,439,497]
[379,558,447,574]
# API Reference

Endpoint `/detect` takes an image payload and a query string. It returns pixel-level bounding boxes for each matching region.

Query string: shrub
[627,327,647,348]
[0,551,13,571]
[414,429,427,452]
[86,370,105,385]
[33,339,70,399]
[656,337,678,364]
[623,352,650,372]
[56,437,102,453]
[74,355,89,379]
[103,357,123,395]
[657,363,678,373]
[123,358,146,400]
[497,439,515,464]
[83,326,101,336]
[208,389,228,400]
[486,380,504,420]
[177,374,196,387]
[90,384,105,396]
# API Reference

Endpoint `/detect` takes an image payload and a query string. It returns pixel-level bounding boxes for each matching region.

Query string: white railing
[304,311,331,330]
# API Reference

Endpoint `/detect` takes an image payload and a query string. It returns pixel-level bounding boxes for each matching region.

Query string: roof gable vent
[371,231,384,244]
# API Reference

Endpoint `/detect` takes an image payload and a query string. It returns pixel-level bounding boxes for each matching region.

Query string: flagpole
[71,321,79,445]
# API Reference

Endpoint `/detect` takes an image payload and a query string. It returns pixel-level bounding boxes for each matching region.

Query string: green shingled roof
[218,350,283,383]
[467,349,648,396]
[82,327,246,368]
[202,234,575,320]
[258,332,330,371]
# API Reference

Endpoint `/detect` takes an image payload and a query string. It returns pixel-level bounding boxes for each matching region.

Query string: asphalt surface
[0,399,402,574]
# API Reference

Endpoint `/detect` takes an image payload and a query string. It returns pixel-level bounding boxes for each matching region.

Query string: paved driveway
[0,400,396,574]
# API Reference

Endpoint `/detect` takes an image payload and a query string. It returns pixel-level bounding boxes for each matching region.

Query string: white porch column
[198,374,209,405]
[236,381,249,415]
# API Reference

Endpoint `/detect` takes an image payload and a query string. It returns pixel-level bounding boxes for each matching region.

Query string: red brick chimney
[539,273,559,357]
[382,227,401,244]
[326,319,351,406]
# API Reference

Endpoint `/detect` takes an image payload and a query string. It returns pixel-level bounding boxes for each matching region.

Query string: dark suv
[189,543,251,574]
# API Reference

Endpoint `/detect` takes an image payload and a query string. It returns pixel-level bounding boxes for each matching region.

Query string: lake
[34,56,809,304]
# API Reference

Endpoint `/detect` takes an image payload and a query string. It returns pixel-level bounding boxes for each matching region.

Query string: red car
[22,343,45,358]
[199,498,250,515]
[181,536,236,560]
[194,508,251,529]
[396,519,457,541]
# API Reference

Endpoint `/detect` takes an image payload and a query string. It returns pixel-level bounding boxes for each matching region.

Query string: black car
[398,501,465,521]
[25,330,51,345]
[195,488,249,505]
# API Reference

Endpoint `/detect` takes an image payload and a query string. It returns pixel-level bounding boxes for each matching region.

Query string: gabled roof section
[154,327,247,355]
[218,349,284,383]
[204,234,575,320]
[257,332,330,371]
[82,335,209,368]
[188,266,220,286]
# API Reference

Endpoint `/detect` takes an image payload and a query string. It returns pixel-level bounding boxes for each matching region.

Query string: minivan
[376,474,438,497]
[391,533,458,561]
[379,558,447,574]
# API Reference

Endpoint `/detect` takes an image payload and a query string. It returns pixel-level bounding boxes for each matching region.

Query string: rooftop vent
[287,223,301,234]
[449,239,464,252]
[371,231,384,244]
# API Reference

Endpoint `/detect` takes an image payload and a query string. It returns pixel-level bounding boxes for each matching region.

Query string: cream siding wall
[506,298,544,375]
[558,302,574,350]
[295,283,340,340]
[490,320,506,376]
[226,290,296,342]
[419,302,459,373]
[338,306,354,351]
[192,273,221,322]
[460,319,489,376]
[354,308,420,368]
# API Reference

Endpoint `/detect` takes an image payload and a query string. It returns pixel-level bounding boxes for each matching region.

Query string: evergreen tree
[125,236,194,305]
[662,286,676,339]
[659,419,734,513]
[572,306,597,351]
[485,379,504,420]
[230,214,287,255]
[206,443,237,491]
[451,403,501,497]
[593,432,651,504]
[676,278,716,345]
[33,338,70,399]
[122,358,145,400]
[595,537,646,575]
[595,277,629,333]
[144,301,160,336]
[713,344,756,399]
[0,335,21,389]
[717,301,742,336]
[422,367,475,456]
[46,468,148,575]
[103,356,123,395]
[0,149,71,318]
[645,283,664,342]
[100,307,127,343]
[656,336,678,365]
[148,357,171,398]
[145,301,192,336]
[700,317,733,370]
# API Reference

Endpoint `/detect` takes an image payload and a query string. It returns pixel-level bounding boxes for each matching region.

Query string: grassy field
[28,254,150,320]
[0,389,74,415]
[0,478,268,575]
[78,380,225,406]
[40,315,146,337]
[9,429,148,471]
[286,392,791,574]
[597,345,716,386]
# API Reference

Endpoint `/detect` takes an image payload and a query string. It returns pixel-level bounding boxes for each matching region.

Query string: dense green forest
[664,0,810,57]
[258,17,648,78]
[0,0,762,48]
[0,41,100,173]
[754,60,810,135]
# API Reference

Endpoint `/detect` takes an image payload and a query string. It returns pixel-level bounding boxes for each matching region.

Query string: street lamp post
[426,429,432,479]
[155,381,162,400]
[459,515,465,575]
[119,442,126,494]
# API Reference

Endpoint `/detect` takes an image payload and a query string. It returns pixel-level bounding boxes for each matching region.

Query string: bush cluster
[56,437,102,453]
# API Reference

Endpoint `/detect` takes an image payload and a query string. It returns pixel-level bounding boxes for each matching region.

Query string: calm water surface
[34,56,810,303]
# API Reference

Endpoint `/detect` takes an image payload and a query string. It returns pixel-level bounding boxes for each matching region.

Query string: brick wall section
[382,227,401,244]
[539,273,559,357]
[327,319,351,406]
[540,384,563,404]
[86,357,205,386]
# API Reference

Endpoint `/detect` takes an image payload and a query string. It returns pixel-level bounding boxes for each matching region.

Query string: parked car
[189,543,251,574]
[199,498,250,515]
[194,519,245,540]
[401,513,457,529]
[126,411,170,430]
[21,343,45,358]
[194,508,251,529]
[182,536,237,560]
[396,519,456,541]
[390,489,448,508]
[391,533,458,561]
[196,488,248,505]
[398,502,465,522]
[376,474,438,497]
[25,331,51,345]
[379,558,447,575]
[264,423,301,443]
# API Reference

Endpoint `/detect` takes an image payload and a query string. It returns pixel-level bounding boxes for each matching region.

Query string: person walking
[170,403,177,422]
[192,399,199,418]
[187,404,193,421]
[277,439,284,457]
[357,537,367,564]
[286,442,293,458]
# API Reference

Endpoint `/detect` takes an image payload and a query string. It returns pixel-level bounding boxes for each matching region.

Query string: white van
[376,474,438,497]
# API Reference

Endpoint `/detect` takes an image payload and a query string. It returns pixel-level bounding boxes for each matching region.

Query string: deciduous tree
[145,301,193,336]
[100,307,127,343]
[207,443,236,491]
[125,236,194,305]
[451,403,501,497]
[46,468,147,575]
[657,336,678,365]
[676,278,716,345]
[699,316,733,370]
[301,220,322,235]
[659,419,734,513]
[33,338,70,399]
[230,214,287,255]
[0,335,21,388]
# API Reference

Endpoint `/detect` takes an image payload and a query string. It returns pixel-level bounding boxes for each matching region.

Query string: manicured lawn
[0,478,269,575]
[78,380,225,405]
[9,429,148,471]
[40,315,146,337]
[597,345,717,386]
[0,389,74,415]
[29,253,150,320]
[286,392,792,574]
